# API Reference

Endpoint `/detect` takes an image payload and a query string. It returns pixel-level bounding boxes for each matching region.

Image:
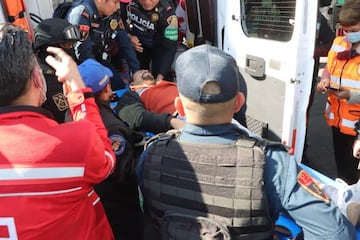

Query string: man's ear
[234,92,245,113]
[174,97,185,117]
[31,67,44,89]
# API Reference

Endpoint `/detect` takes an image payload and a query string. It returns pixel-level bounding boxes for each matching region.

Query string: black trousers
[332,127,360,184]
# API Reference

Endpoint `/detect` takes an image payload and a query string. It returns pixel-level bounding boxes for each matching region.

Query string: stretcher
[275,164,360,239]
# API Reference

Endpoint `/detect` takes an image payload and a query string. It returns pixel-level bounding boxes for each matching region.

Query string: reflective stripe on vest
[325,36,360,135]
[330,43,346,53]
[142,132,273,239]
[325,103,335,121]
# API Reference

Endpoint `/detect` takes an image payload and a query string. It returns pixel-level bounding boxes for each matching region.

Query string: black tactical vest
[142,131,274,240]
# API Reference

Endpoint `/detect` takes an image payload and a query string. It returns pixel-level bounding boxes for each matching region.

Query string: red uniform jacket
[0,89,116,240]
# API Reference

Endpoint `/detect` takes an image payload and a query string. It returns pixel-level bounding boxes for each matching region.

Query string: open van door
[216,0,318,161]
[0,3,7,24]
[188,0,318,161]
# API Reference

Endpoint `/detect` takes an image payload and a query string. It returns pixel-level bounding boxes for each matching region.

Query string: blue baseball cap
[78,59,113,93]
[175,44,241,103]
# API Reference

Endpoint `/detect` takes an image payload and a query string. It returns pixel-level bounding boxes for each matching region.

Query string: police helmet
[33,18,80,51]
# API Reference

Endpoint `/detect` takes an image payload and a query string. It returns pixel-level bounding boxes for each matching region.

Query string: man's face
[98,0,120,16]
[131,70,155,86]
[139,0,160,11]
[343,22,360,44]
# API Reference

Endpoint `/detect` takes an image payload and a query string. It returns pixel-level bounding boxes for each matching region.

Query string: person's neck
[11,80,43,107]
[10,93,40,107]
[94,0,104,17]
[186,117,233,126]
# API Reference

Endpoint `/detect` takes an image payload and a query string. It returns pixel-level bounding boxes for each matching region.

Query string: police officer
[78,59,144,240]
[33,18,81,123]
[137,45,356,239]
[66,0,140,90]
[124,0,178,82]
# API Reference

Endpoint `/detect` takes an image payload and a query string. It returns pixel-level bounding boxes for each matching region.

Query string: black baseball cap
[33,18,80,51]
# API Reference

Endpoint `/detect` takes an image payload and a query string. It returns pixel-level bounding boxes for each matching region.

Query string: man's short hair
[175,44,242,103]
[0,23,35,106]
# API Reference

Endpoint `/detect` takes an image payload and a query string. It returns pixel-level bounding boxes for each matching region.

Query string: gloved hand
[322,179,360,226]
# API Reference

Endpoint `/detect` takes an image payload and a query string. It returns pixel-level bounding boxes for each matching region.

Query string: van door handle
[245,55,265,78]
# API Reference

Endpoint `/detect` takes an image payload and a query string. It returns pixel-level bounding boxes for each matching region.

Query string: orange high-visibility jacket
[325,36,360,135]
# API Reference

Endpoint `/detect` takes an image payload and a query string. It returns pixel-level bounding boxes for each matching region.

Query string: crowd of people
[0,0,360,239]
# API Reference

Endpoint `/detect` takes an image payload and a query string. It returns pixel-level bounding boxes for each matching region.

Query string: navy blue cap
[78,59,113,93]
[175,44,241,103]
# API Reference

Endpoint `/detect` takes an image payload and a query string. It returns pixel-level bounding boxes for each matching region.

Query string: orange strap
[3,0,34,41]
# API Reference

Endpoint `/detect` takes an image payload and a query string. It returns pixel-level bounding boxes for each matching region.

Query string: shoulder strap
[255,138,289,152]
[233,131,289,154]
[144,129,180,149]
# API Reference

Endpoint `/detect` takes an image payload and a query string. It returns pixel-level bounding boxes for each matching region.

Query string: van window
[242,0,296,41]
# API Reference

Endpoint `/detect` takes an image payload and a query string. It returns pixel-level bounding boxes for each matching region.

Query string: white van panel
[24,0,54,25]
[220,0,318,161]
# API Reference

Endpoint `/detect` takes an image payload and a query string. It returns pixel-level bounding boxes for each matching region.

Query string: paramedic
[0,23,115,240]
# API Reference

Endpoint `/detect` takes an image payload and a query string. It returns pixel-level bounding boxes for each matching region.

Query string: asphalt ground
[304,58,337,178]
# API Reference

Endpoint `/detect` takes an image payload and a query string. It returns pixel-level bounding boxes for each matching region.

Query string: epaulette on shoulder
[81,8,90,20]
[73,2,94,20]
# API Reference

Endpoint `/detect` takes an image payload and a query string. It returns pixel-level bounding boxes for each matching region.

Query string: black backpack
[53,1,76,19]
